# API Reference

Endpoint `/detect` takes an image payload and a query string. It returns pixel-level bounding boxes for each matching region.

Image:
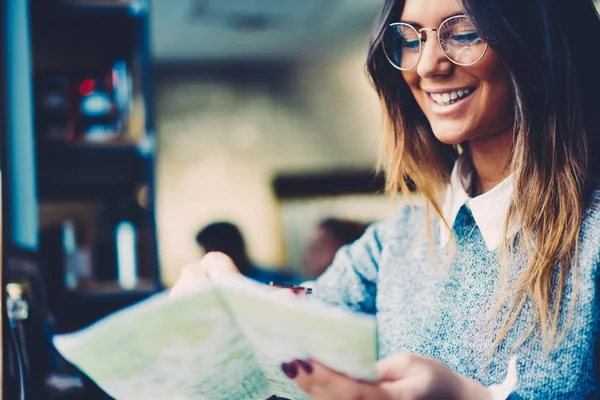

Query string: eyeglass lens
[383,16,487,71]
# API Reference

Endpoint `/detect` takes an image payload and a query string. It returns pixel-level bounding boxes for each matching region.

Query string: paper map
[53,276,377,399]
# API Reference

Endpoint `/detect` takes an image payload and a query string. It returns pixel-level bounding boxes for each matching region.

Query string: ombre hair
[366,0,600,353]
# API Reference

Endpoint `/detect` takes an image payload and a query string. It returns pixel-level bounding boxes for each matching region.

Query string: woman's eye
[449,32,480,45]
[402,39,420,50]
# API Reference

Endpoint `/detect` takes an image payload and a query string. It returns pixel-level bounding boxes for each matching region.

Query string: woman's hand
[375,352,491,400]
[169,252,241,298]
[169,252,301,300]
[284,352,491,400]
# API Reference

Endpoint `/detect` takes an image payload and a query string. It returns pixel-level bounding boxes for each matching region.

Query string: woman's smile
[423,86,477,117]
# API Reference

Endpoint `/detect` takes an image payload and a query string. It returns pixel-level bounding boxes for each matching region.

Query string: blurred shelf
[29,0,162,337]
[38,139,154,157]
[60,1,148,17]
[273,169,388,199]
[37,140,154,201]
[35,0,149,17]
[57,283,160,332]
[31,4,142,71]
[70,278,158,295]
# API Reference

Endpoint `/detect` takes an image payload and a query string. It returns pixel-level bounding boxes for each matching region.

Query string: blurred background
[151,0,393,285]
[4,0,599,398]
[1,0,403,398]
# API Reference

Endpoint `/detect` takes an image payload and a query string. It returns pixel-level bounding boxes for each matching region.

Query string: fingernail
[281,362,298,379]
[296,359,313,374]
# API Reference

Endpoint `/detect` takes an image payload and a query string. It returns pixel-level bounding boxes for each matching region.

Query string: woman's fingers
[377,351,420,381]
[289,359,338,397]
[285,359,389,400]
[377,352,479,400]
[168,263,209,298]
[169,252,241,299]
[201,252,241,280]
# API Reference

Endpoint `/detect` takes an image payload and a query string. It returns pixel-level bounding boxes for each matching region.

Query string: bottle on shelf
[115,220,138,290]
[62,220,93,290]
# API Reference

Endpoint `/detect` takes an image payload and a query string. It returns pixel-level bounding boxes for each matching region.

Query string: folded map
[53,275,378,400]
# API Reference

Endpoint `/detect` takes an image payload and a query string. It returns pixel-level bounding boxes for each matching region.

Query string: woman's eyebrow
[399,12,465,28]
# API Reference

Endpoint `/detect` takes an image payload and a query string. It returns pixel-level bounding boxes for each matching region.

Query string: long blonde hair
[366,0,600,351]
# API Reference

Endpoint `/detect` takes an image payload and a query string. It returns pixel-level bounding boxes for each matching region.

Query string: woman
[171,0,600,398]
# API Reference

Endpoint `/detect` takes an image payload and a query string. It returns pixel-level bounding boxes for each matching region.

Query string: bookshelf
[30,0,162,332]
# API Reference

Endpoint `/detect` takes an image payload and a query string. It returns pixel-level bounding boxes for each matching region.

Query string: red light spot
[79,79,96,96]
[111,70,119,87]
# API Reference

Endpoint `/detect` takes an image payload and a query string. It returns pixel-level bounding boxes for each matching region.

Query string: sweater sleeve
[309,208,410,315]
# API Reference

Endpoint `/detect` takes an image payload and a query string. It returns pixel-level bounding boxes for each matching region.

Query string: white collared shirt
[440,157,520,398]
[440,157,516,251]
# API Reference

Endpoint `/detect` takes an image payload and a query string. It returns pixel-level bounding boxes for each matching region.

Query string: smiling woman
[171,0,600,398]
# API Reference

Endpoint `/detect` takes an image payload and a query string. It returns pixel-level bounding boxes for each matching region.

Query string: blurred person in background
[302,218,369,279]
[195,221,293,285]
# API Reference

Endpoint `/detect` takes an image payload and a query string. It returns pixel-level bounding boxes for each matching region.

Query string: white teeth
[429,88,474,106]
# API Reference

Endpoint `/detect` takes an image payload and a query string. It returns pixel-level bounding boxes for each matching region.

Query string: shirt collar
[440,157,516,251]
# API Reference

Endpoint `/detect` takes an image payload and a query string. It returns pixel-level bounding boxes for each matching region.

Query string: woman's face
[400,0,513,145]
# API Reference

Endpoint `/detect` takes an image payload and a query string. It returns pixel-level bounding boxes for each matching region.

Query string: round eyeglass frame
[382,14,489,71]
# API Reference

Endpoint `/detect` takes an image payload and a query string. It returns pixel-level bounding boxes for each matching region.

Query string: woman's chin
[428,121,472,145]
[431,131,468,145]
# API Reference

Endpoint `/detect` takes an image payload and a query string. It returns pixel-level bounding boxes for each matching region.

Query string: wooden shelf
[29,0,162,336]
[37,141,153,201]
[69,278,157,295]
[38,139,154,156]
[57,285,160,332]
[31,0,149,18]
[59,0,149,17]
[273,169,388,199]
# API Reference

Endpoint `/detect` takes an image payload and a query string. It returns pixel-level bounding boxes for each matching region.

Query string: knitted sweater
[312,190,600,399]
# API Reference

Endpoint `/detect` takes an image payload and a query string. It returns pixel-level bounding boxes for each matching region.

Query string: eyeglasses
[382,15,488,71]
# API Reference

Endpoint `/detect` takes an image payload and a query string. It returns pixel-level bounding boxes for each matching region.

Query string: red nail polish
[281,362,298,379]
[296,359,313,374]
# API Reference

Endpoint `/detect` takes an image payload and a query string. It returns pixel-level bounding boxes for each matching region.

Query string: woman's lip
[424,86,475,94]
[426,88,476,117]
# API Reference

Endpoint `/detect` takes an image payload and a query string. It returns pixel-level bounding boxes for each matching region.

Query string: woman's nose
[416,33,453,78]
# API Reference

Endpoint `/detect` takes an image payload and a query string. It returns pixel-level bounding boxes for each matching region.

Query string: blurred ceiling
[150,0,381,63]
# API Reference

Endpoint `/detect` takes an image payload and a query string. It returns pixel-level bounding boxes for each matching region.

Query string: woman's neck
[467,128,513,196]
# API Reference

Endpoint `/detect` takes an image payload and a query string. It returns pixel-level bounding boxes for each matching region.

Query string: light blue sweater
[312,190,600,399]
